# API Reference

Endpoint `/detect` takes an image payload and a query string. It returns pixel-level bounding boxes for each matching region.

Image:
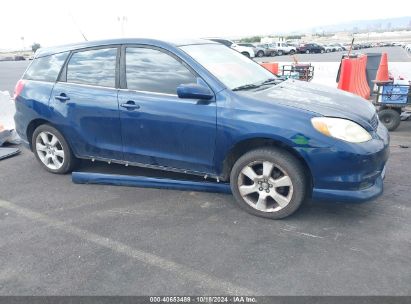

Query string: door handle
[54,94,70,102]
[120,101,140,110]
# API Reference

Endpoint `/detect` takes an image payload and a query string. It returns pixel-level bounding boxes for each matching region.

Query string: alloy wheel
[35,131,65,170]
[237,160,294,212]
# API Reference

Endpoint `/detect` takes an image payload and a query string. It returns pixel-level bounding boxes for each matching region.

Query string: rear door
[50,46,123,160]
[117,45,217,174]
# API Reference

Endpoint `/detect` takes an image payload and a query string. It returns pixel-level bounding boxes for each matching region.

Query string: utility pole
[20,36,25,52]
[117,16,128,37]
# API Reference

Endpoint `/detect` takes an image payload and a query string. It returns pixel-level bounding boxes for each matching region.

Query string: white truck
[271,42,296,56]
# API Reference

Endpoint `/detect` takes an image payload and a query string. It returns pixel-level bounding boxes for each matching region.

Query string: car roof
[35,38,217,58]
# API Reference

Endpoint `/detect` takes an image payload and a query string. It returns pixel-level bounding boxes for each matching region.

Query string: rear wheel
[305,50,310,54]
[378,109,401,131]
[230,148,307,219]
[320,49,325,53]
[277,50,284,56]
[256,50,264,57]
[241,52,250,58]
[32,124,78,174]
[289,50,295,55]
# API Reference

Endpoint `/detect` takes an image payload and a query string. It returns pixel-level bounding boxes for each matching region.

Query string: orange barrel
[337,55,370,100]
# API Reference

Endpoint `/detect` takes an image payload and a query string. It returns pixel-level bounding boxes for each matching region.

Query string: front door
[118,46,217,174]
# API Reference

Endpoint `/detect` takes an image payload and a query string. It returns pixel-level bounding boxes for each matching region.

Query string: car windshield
[180,44,276,90]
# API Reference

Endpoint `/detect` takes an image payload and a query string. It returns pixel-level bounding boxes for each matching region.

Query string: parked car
[327,43,344,51]
[336,43,347,51]
[256,44,278,56]
[14,38,389,219]
[297,43,325,54]
[0,56,14,62]
[207,38,255,58]
[322,44,335,53]
[238,43,266,57]
[270,42,296,55]
[14,55,26,61]
[285,41,299,48]
[342,43,358,50]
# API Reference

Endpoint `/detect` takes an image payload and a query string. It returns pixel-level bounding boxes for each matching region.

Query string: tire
[378,109,401,131]
[320,49,325,54]
[241,52,250,58]
[277,50,284,56]
[305,50,310,54]
[230,148,307,219]
[289,50,295,55]
[256,50,264,57]
[32,124,78,174]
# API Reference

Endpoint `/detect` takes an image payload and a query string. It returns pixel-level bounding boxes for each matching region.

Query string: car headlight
[311,117,372,143]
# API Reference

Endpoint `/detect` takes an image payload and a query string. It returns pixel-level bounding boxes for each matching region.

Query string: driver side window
[125,47,196,95]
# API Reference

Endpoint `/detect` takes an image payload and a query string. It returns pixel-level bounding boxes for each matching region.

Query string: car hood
[240,79,376,128]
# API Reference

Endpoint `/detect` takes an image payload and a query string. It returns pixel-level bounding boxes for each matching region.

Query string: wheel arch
[220,137,313,194]
[27,118,52,150]
[26,119,74,153]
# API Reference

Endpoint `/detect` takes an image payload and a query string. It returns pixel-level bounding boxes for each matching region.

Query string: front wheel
[256,50,264,57]
[277,50,284,56]
[289,50,295,55]
[305,50,310,54]
[32,124,78,174]
[241,52,250,58]
[230,148,307,219]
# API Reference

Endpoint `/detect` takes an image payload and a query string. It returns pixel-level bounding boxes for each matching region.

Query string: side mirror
[177,84,214,100]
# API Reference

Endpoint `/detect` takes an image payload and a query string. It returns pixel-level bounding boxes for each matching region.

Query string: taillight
[13,79,25,100]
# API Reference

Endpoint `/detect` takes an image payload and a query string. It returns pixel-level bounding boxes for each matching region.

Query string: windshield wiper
[232,83,261,91]
[260,78,283,85]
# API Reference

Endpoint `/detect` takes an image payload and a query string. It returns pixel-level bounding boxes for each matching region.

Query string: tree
[239,36,262,43]
[31,43,41,53]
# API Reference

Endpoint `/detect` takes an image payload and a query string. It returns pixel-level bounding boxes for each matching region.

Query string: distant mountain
[310,16,411,33]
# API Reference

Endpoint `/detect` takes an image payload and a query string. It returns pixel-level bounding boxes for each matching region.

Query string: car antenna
[69,11,88,41]
[347,37,354,57]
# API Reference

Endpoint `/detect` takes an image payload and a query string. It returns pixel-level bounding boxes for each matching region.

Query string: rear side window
[66,48,117,87]
[24,52,68,82]
[125,47,196,95]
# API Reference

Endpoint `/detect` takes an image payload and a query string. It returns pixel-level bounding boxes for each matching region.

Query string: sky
[1,0,411,50]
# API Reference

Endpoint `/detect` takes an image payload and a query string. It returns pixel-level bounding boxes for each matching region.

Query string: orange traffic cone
[260,62,279,75]
[375,53,389,82]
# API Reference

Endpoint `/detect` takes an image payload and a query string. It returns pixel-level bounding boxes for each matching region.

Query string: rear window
[66,48,117,88]
[23,52,68,82]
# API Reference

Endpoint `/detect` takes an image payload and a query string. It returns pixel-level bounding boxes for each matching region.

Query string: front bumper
[312,173,384,202]
[302,123,390,203]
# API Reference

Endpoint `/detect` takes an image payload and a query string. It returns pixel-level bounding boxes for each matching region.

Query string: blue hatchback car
[14,38,389,219]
